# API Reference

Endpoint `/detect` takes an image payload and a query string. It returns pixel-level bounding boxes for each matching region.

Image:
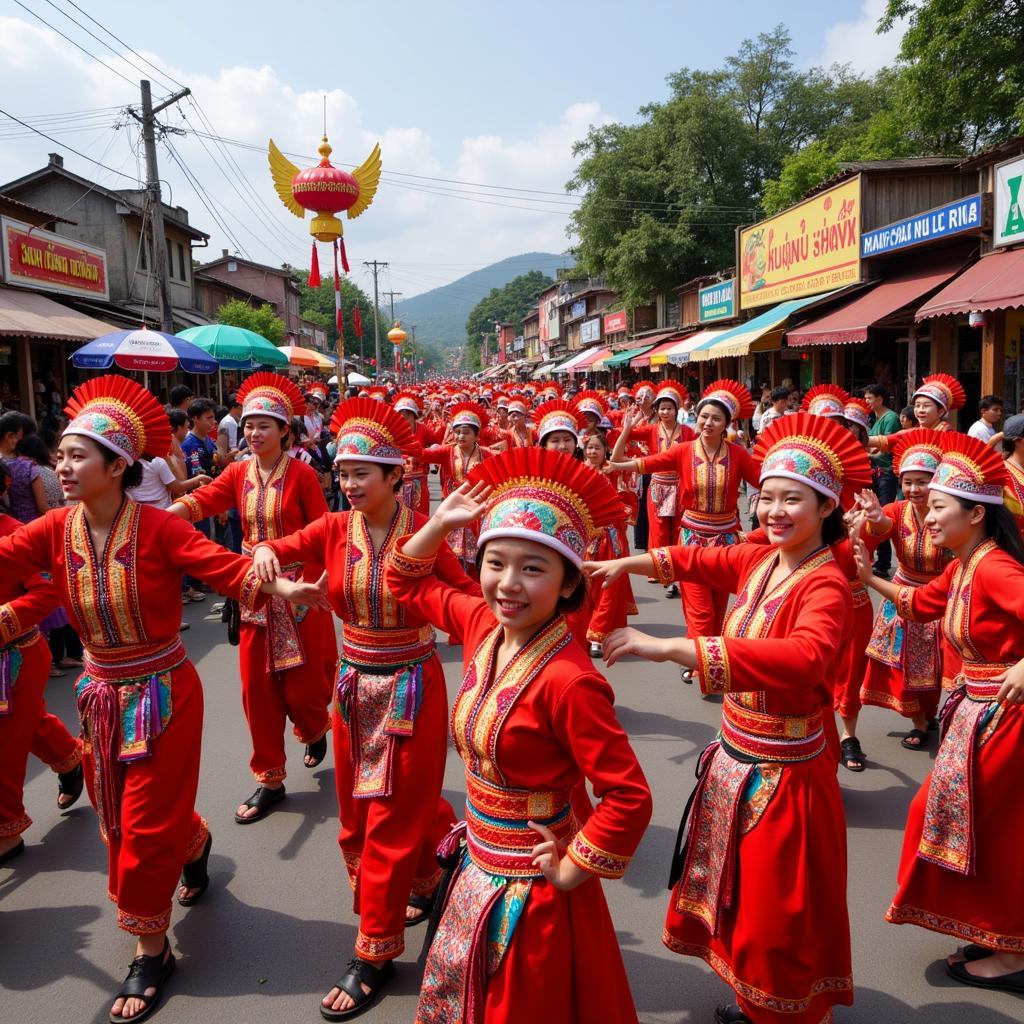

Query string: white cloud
[816,0,908,76]
[0,16,595,300]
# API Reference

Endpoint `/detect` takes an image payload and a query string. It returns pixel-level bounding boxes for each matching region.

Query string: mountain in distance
[395,252,569,348]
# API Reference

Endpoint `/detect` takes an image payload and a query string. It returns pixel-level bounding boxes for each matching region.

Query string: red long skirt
[887,705,1024,951]
[335,653,454,963]
[238,607,336,783]
[664,755,853,1023]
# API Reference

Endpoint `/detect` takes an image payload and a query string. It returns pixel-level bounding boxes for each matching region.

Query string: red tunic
[628,422,694,550]
[0,501,263,934]
[643,439,761,637]
[421,443,492,568]
[175,455,336,783]
[403,421,445,514]
[262,505,470,963]
[860,502,951,719]
[886,541,1024,952]
[387,540,652,1024]
[0,513,68,840]
[650,542,854,1024]
[1004,458,1024,536]
[502,425,536,449]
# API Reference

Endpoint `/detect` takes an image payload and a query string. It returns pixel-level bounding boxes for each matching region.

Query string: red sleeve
[262,512,336,567]
[744,527,770,545]
[156,512,265,613]
[735,443,762,489]
[174,462,238,521]
[385,536,490,644]
[648,542,764,594]
[554,673,653,879]
[678,424,696,443]
[433,534,483,596]
[0,511,57,580]
[0,518,60,639]
[420,445,451,468]
[694,575,852,696]
[900,560,956,623]
[637,444,683,475]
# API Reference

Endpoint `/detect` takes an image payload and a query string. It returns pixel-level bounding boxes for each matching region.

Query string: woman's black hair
[696,397,732,426]
[814,492,846,546]
[953,496,1024,567]
[473,543,588,614]
[95,440,145,491]
[15,433,52,467]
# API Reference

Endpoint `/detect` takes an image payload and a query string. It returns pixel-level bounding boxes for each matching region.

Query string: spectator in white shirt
[967,394,1003,445]
[217,394,242,464]
[758,386,793,432]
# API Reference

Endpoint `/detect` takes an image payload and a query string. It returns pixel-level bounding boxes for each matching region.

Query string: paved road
[2,529,1020,1023]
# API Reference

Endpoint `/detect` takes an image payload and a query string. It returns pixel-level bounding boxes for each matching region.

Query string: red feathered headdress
[449,401,489,432]
[572,389,607,421]
[800,383,849,419]
[64,374,170,464]
[754,411,871,508]
[893,429,944,478]
[930,431,1007,505]
[534,399,582,443]
[699,379,755,422]
[330,397,421,465]
[467,447,623,567]
[237,371,306,424]
[914,373,966,412]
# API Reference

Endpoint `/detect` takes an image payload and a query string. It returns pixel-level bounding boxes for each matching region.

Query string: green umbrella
[177,324,289,368]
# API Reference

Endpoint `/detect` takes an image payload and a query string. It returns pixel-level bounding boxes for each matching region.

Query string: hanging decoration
[268,133,382,286]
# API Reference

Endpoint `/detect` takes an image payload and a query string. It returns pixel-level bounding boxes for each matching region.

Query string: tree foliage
[464,270,554,370]
[216,299,285,345]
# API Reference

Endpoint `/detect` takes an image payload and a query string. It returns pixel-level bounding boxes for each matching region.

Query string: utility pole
[364,260,388,376]
[382,290,402,323]
[480,331,489,368]
[131,80,190,333]
[410,324,417,381]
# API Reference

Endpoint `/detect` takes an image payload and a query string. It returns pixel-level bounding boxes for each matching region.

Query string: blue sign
[569,299,587,319]
[861,195,982,257]
[698,278,735,323]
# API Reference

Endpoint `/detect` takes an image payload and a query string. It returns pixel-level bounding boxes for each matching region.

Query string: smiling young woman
[168,373,337,824]
[385,447,652,1024]
[587,412,871,1024]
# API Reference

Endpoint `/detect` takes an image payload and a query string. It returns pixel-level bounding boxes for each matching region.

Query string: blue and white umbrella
[72,329,219,374]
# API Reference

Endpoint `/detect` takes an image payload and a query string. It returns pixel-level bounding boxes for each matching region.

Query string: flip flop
[57,762,84,809]
[840,737,866,772]
[177,833,212,906]
[304,735,328,768]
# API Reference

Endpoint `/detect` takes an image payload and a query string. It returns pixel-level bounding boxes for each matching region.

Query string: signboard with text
[698,279,735,322]
[569,299,587,320]
[580,318,601,345]
[738,176,861,310]
[1,218,109,300]
[603,309,628,334]
[861,195,981,257]
[994,155,1024,248]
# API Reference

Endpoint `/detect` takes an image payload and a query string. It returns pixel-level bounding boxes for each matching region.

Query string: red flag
[353,305,363,338]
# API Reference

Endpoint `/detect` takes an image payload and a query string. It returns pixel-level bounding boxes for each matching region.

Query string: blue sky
[0,1,906,298]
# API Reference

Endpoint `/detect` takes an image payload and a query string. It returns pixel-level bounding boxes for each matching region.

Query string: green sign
[995,155,1024,248]
[698,279,735,323]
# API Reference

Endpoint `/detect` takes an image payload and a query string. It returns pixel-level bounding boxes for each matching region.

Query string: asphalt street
[2,509,1021,1023]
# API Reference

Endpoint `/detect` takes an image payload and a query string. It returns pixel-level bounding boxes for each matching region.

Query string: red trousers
[239,608,336,783]
[335,654,454,962]
[82,661,208,934]
[834,600,874,720]
[646,509,679,553]
[0,635,76,838]
[680,580,730,638]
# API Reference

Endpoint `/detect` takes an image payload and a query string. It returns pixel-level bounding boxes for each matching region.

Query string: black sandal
[304,735,328,768]
[57,762,84,809]
[234,785,286,824]
[320,957,395,1021]
[406,891,435,927]
[901,729,928,750]
[0,839,25,866]
[951,943,993,963]
[840,737,866,772]
[714,1006,752,1024]
[947,959,1024,994]
[108,939,176,1023]
[177,833,212,907]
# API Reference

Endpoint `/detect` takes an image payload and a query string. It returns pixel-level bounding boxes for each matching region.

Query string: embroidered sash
[0,628,38,715]
[865,569,941,690]
[917,667,1010,875]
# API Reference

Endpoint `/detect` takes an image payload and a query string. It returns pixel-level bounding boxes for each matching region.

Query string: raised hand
[433,481,493,530]
[582,558,625,588]
[602,627,671,667]
[851,535,874,584]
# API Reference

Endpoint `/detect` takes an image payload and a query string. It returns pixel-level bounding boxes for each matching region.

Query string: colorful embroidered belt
[340,622,436,673]
[0,627,40,716]
[720,697,826,763]
[961,661,1015,701]
[680,508,739,533]
[893,566,939,587]
[83,638,187,684]
[464,772,574,878]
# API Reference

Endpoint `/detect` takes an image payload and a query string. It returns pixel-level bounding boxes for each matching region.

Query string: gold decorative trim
[566,831,630,879]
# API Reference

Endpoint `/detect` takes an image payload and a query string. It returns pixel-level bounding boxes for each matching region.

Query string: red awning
[915,247,1024,320]
[786,257,966,347]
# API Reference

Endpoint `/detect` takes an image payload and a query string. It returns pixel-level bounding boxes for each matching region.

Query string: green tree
[464,270,554,370]
[881,0,1024,152]
[216,299,285,344]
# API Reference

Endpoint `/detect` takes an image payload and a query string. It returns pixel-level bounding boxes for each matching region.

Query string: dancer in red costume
[857,431,950,757]
[0,376,317,1023]
[611,380,758,681]
[854,431,1024,997]
[387,447,652,1024]
[252,398,464,1020]
[590,413,871,1024]
[611,382,694,596]
[870,373,966,455]
[0,463,84,862]
[501,398,536,449]
[421,401,492,575]
[393,390,444,515]
[169,373,337,822]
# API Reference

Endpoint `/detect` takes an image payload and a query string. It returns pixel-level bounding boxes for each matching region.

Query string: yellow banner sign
[739,176,861,310]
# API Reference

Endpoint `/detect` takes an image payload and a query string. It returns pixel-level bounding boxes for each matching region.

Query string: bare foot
[322,980,371,1014]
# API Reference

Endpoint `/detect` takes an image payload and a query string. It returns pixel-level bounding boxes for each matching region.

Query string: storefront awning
[601,344,653,368]
[915,247,1024,320]
[569,346,613,373]
[629,332,680,368]
[666,328,731,365]
[787,257,967,346]
[532,361,556,378]
[0,285,119,341]
[688,290,843,362]
[551,348,593,373]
